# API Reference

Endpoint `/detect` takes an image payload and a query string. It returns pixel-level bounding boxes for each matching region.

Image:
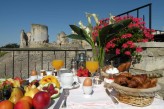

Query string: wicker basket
[104,82,161,107]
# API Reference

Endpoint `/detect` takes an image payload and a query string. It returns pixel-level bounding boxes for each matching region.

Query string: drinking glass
[52,59,64,77]
[86,60,99,77]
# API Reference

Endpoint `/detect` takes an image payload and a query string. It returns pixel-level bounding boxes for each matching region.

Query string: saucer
[62,82,80,89]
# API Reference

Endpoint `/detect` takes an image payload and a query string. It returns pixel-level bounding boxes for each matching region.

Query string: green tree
[1,43,19,48]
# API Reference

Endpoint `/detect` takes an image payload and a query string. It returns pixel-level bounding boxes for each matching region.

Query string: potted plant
[66,13,132,68]
[104,16,155,72]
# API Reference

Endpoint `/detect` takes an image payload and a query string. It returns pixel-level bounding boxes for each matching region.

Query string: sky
[0,0,164,47]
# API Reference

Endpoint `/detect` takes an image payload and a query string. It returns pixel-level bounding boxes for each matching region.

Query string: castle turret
[31,24,49,43]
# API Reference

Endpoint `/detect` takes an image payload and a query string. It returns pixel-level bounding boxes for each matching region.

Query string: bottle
[77,53,86,69]
[70,58,77,76]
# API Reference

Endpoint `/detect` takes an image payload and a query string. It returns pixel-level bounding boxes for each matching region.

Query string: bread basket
[104,82,161,107]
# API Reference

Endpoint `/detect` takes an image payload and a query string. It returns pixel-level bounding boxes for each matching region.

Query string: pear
[9,87,23,104]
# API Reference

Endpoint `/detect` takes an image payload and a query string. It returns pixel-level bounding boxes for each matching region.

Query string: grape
[42,87,48,91]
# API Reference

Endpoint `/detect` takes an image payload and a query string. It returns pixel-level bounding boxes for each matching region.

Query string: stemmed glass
[86,58,99,85]
[52,59,64,77]
[86,61,99,77]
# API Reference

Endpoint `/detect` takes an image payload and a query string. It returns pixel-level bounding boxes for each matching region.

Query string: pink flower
[124,51,131,56]
[136,47,143,52]
[106,42,115,49]
[116,48,120,55]
[121,33,132,39]
[126,41,133,45]
[130,44,135,48]
[142,39,148,42]
[122,43,128,48]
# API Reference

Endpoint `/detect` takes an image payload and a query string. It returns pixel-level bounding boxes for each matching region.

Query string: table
[49,81,164,109]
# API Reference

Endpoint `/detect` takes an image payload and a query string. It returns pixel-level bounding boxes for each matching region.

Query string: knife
[105,88,119,104]
[53,90,65,109]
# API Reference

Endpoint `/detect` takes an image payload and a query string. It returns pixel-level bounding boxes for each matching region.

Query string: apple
[14,100,31,109]
[32,91,51,109]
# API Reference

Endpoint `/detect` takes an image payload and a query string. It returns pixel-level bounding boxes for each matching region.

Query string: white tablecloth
[49,82,164,109]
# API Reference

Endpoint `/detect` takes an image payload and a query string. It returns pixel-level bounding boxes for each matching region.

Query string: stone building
[20,24,91,49]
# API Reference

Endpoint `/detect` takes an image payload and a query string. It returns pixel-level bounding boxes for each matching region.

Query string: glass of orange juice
[52,59,64,77]
[52,60,64,71]
[86,60,99,77]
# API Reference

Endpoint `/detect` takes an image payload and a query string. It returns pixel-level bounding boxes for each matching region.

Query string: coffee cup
[60,73,74,88]
[58,68,70,78]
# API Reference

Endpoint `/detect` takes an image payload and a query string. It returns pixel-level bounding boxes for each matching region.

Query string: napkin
[64,84,117,109]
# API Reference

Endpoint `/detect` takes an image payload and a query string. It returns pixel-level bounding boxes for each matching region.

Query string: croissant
[139,81,151,88]
[114,75,129,87]
[114,73,157,89]
[150,78,157,87]
[119,72,132,78]
[131,75,145,85]
[127,80,138,88]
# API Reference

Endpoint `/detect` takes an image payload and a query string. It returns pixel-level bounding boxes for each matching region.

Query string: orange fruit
[0,100,14,109]
[20,96,33,107]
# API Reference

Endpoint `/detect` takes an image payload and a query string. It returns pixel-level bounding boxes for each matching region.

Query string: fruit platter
[0,70,61,109]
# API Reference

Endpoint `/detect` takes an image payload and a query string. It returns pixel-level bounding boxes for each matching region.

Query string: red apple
[32,91,51,109]
[14,100,31,109]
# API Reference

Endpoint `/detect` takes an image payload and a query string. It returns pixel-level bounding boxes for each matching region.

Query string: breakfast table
[49,79,164,109]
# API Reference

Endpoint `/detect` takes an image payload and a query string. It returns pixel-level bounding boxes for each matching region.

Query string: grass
[0,51,8,57]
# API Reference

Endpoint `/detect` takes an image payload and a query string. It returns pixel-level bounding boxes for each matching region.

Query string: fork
[62,89,70,108]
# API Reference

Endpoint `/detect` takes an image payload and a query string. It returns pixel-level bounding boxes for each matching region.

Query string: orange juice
[52,60,64,71]
[86,61,99,74]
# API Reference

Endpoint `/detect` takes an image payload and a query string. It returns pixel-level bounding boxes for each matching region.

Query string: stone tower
[20,30,28,48]
[30,24,49,43]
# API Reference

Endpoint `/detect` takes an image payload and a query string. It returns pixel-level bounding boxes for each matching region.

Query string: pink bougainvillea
[92,15,154,61]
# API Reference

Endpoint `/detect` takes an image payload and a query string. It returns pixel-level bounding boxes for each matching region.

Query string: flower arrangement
[101,16,155,62]
[67,13,132,68]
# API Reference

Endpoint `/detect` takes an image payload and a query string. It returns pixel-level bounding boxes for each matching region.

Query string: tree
[1,43,19,48]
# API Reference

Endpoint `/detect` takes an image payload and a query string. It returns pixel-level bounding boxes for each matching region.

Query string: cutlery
[62,89,70,108]
[105,88,119,104]
[53,90,65,109]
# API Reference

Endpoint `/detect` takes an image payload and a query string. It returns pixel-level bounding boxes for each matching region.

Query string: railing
[116,3,152,29]
[0,48,92,78]
[116,3,164,42]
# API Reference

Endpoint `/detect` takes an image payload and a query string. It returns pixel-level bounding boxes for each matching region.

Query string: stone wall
[130,42,164,75]
[0,48,93,79]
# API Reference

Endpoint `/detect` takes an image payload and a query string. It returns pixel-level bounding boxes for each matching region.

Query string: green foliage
[0,51,8,57]
[67,19,132,48]
[1,43,19,48]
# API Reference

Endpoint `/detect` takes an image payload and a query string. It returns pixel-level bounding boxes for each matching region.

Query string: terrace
[0,3,164,104]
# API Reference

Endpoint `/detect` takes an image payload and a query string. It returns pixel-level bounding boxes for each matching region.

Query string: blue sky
[0,0,164,46]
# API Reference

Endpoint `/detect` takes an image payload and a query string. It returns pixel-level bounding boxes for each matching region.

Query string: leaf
[111,19,132,33]
[70,25,84,36]
[99,19,132,47]
[68,25,93,46]
[66,34,85,40]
